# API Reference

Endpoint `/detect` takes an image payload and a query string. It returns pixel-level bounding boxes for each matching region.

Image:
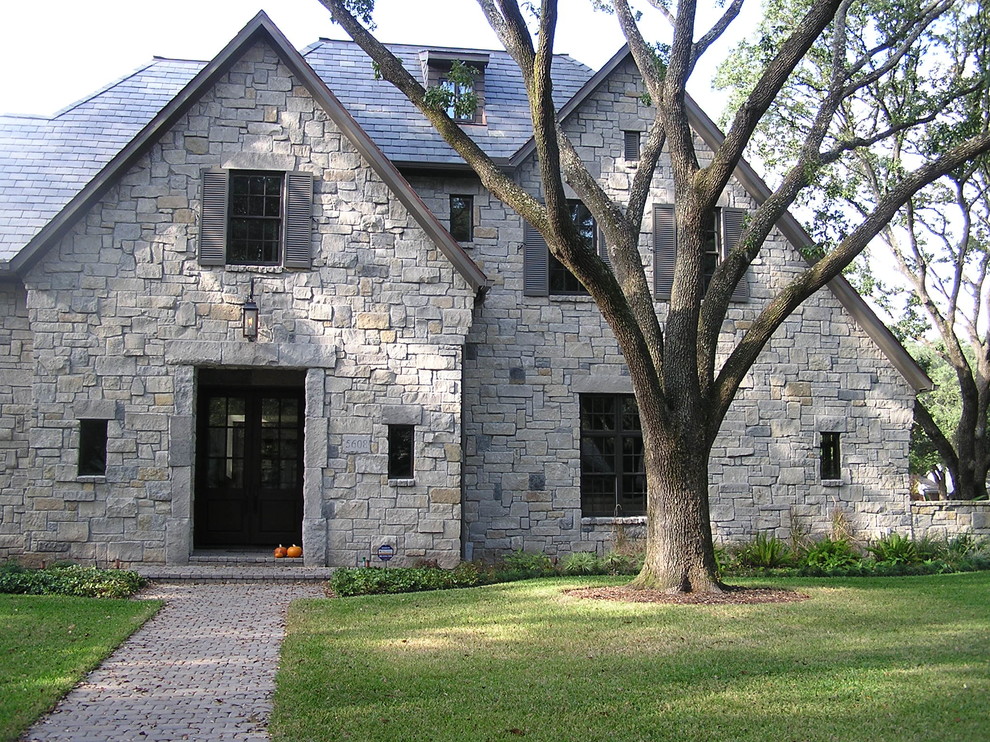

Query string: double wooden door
[195,388,304,547]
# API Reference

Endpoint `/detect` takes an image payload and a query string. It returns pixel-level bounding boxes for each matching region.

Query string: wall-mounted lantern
[242,278,259,341]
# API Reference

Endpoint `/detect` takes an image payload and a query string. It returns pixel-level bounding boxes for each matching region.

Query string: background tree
[318,0,990,591]
[720,0,990,500]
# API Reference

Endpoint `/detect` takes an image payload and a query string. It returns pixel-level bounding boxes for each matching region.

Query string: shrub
[499,549,556,577]
[799,537,861,571]
[867,532,920,565]
[735,533,794,568]
[0,562,145,598]
[561,551,603,575]
[602,551,641,575]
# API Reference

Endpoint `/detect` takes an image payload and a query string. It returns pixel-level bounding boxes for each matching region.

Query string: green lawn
[272,572,990,742]
[0,594,160,742]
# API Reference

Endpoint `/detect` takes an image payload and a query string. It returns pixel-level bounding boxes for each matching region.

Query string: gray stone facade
[1,41,473,568]
[0,23,923,569]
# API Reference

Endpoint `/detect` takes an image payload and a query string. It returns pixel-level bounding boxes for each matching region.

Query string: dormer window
[421,50,489,125]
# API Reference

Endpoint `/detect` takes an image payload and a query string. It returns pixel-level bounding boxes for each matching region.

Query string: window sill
[581,516,647,525]
[76,475,107,483]
[389,478,416,487]
[224,264,285,274]
[549,293,595,302]
[821,479,844,488]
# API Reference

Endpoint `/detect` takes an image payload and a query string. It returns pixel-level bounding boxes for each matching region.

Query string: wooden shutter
[623,130,641,161]
[283,171,314,269]
[199,169,228,266]
[598,229,611,268]
[722,207,750,303]
[653,203,676,300]
[523,220,549,297]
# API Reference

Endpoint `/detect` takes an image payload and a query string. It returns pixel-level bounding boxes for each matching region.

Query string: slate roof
[0,59,206,260]
[0,39,591,262]
[302,40,591,165]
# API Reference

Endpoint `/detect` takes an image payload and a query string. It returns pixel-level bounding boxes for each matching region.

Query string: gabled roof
[512,45,931,392]
[1,12,487,290]
[0,59,205,259]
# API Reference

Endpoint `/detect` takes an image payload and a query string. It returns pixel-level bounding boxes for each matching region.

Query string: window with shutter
[623,130,641,162]
[522,201,597,297]
[198,168,313,268]
[653,204,749,302]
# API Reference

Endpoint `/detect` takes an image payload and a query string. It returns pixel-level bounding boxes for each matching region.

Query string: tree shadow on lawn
[272,575,990,742]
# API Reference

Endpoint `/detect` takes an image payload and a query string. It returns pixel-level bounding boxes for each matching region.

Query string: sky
[0,0,754,117]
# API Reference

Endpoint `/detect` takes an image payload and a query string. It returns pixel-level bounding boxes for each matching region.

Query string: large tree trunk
[630,421,723,593]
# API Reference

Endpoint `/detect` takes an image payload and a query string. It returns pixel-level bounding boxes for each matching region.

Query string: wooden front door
[195,388,304,547]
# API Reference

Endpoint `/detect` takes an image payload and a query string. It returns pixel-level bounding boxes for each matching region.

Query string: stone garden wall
[912,501,990,541]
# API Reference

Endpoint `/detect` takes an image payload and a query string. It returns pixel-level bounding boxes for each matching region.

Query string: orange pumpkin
[286,544,303,558]
[274,545,288,558]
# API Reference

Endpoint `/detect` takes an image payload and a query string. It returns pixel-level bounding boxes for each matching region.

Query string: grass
[272,572,990,742]
[0,594,160,742]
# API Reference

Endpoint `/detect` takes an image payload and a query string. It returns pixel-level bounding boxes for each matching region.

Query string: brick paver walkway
[23,580,325,742]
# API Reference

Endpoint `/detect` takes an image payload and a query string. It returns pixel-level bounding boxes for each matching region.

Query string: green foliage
[602,550,642,575]
[329,566,482,597]
[0,562,145,599]
[560,551,602,575]
[330,535,990,597]
[867,532,920,565]
[274,573,990,742]
[735,533,795,568]
[338,0,376,29]
[423,61,479,120]
[799,537,861,571]
[499,549,556,577]
[0,594,159,742]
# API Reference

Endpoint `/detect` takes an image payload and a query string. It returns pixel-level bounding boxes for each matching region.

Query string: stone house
[0,13,930,568]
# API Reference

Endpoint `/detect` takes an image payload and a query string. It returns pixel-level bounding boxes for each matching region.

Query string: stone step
[137,551,332,581]
[136,564,333,581]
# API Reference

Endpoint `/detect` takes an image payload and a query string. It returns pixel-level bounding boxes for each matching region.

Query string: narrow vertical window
[450,195,473,242]
[548,200,595,295]
[388,424,415,479]
[78,419,108,476]
[821,432,841,480]
[623,130,641,161]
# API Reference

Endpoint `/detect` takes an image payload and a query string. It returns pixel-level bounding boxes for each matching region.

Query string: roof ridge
[311,36,582,59]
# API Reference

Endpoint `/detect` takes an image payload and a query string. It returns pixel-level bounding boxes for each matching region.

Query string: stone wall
[2,40,474,568]
[438,56,916,560]
[912,501,990,540]
[0,281,32,556]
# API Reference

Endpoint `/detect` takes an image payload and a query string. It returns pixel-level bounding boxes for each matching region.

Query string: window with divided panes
[580,394,646,517]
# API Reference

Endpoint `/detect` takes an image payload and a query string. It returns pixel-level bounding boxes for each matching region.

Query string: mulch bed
[564,585,810,605]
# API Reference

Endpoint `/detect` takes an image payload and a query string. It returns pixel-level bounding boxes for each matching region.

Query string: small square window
[441,77,477,122]
[78,419,108,476]
[450,195,473,242]
[623,130,641,161]
[388,424,415,479]
[821,432,841,480]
